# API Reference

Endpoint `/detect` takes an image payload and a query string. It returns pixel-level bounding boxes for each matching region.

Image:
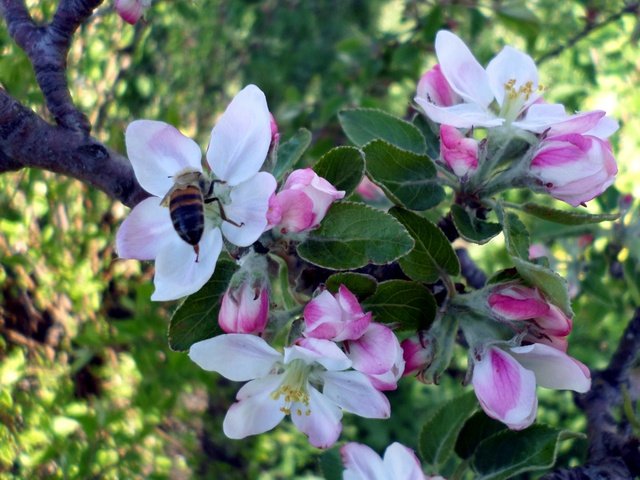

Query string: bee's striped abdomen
[169,185,205,246]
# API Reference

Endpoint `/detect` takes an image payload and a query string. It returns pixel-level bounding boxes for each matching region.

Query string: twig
[536,2,640,65]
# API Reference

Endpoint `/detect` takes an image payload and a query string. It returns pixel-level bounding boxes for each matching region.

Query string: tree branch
[1,0,103,132]
[0,88,148,207]
[543,308,640,479]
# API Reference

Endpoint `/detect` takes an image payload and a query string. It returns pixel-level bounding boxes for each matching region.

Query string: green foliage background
[1,0,640,478]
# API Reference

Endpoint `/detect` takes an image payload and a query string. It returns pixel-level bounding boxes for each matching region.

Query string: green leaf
[325,273,377,299]
[450,205,502,245]
[512,256,572,316]
[362,280,437,331]
[471,425,575,479]
[339,108,427,154]
[319,447,343,480]
[272,128,312,181]
[520,203,619,225]
[363,140,444,210]
[168,259,237,351]
[455,412,507,460]
[297,202,414,270]
[411,113,440,160]
[390,207,460,282]
[502,212,530,260]
[313,146,364,196]
[419,391,478,468]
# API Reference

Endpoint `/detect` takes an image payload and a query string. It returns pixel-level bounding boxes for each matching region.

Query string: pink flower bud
[439,125,479,178]
[488,284,572,338]
[355,176,386,201]
[401,333,433,377]
[303,285,371,342]
[269,113,280,150]
[218,281,269,335]
[271,168,345,234]
[114,0,151,24]
[530,133,617,207]
[417,64,459,107]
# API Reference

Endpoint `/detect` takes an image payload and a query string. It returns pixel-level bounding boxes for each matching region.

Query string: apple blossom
[218,280,269,335]
[116,85,276,301]
[189,334,390,448]
[341,442,426,480]
[472,344,590,430]
[529,133,617,207]
[439,124,479,178]
[114,0,151,24]
[268,168,345,234]
[415,30,609,134]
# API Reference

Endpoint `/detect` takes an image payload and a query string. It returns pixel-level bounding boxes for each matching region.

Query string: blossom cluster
[416,30,617,206]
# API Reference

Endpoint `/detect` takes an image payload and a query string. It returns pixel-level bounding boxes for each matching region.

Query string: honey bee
[161,170,213,262]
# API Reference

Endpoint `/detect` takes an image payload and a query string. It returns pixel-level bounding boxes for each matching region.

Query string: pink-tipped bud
[269,113,280,150]
[529,133,617,207]
[218,281,269,335]
[355,176,386,202]
[270,168,345,234]
[439,125,479,178]
[401,333,433,378]
[114,0,151,24]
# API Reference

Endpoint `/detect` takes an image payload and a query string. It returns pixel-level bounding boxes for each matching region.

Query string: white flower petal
[510,344,591,393]
[383,443,425,480]
[221,172,277,246]
[116,197,175,260]
[435,30,493,107]
[126,120,203,197]
[189,334,282,381]
[322,370,390,419]
[585,116,619,139]
[207,85,271,185]
[151,227,223,301]
[415,97,503,129]
[486,46,539,108]
[285,338,352,372]
[341,443,386,480]
[291,386,343,448]
[223,375,286,439]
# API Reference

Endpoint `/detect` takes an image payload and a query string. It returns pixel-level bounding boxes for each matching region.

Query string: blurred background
[1,0,640,478]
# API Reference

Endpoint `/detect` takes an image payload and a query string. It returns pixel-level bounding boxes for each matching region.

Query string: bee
[161,170,213,262]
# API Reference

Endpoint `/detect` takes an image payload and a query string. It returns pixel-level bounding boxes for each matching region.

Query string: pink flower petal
[273,190,315,233]
[435,30,493,107]
[417,64,460,107]
[472,347,538,430]
[439,124,479,177]
[488,286,550,320]
[348,323,399,375]
[151,226,222,300]
[323,370,390,419]
[291,386,343,448]
[207,85,271,186]
[125,120,202,198]
[189,334,281,381]
[221,171,277,246]
[509,344,591,393]
[222,375,286,439]
[116,196,174,260]
[303,290,344,339]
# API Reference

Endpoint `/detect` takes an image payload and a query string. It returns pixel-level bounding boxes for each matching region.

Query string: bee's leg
[206,198,244,228]
[193,244,200,263]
